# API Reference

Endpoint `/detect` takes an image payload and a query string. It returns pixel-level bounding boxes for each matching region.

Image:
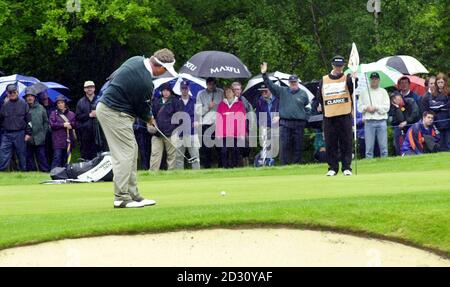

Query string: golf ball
[220,191,226,196]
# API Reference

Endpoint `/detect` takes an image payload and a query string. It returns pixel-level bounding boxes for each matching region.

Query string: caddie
[316,55,358,177]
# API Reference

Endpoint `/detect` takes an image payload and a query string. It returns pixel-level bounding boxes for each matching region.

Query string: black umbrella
[242,72,314,108]
[179,51,252,79]
[242,73,285,107]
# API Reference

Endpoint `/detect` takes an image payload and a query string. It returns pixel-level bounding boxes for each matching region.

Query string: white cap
[84,81,95,88]
[153,56,178,77]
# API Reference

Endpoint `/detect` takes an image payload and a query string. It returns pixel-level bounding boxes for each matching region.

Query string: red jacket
[215,98,246,138]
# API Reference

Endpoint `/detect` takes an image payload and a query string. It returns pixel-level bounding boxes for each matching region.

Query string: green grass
[0,153,449,258]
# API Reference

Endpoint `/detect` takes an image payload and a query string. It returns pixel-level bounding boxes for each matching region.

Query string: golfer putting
[96,48,177,208]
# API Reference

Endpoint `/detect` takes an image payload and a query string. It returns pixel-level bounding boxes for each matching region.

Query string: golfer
[97,49,177,208]
[316,56,357,176]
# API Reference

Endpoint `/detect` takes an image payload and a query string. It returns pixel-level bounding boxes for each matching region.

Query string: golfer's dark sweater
[100,56,154,122]
[262,73,309,120]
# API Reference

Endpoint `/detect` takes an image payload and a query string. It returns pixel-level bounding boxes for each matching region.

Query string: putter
[153,125,199,164]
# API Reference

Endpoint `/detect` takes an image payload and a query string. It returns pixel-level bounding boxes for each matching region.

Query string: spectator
[49,96,76,169]
[0,84,31,171]
[255,84,280,161]
[358,72,390,158]
[149,84,183,171]
[315,56,357,176]
[76,81,101,160]
[175,81,201,170]
[398,76,421,111]
[401,111,440,155]
[196,77,224,168]
[422,73,450,151]
[313,130,327,163]
[38,91,54,164]
[216,87,246,168]
[356,108,381,159]
[232,81,253,166]
[424,76,436,96]
[389,92,421,155]
[133,118,151,170]
[261,62,310,166]
[24,88,50,172]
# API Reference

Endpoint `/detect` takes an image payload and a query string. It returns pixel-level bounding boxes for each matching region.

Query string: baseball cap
[25,87,37,97]
[84,81,95,88]
[288,75,299,82]
[6,83,18,92]
[332,55,345,66]
[258,84,269,91]
[369,72,380,79]
[180,80,189,88]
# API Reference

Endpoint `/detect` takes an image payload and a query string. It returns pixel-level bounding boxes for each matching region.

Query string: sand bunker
[0,228,449,267]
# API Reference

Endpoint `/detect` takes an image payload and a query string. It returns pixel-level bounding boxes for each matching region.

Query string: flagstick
[352,77,358,176]
[364,73,373,106]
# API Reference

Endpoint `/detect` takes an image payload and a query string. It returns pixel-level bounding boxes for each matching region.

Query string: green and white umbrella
[345,62,403,94]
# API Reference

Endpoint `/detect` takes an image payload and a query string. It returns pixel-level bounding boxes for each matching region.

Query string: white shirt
[181,97,189,105]
[357,87,390,120]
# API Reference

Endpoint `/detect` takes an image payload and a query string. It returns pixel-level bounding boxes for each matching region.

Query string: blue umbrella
[153,73,206,100]
[0,74,40,103]
[22,82,71,102]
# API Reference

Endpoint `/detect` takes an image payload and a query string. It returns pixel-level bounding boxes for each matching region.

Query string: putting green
[0,153,449,260]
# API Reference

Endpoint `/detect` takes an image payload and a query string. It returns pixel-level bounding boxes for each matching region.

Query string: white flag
[348,42,360,72]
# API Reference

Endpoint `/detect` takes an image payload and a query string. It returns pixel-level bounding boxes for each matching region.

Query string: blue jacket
[401,90,421,110]
[180,97,196,136]
[255,96,279,128]
[422,92,450,131]
[0,98,31,135]
[76,95,98,131]
[152,95,184,137]
[401,120,440,155]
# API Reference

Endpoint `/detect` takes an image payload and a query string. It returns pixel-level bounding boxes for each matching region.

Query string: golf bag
[50,152,113,182]
[254,152,275,167]
[254,127,275,167]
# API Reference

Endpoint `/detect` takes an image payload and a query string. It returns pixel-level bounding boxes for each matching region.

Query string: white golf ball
[220,191,226,196]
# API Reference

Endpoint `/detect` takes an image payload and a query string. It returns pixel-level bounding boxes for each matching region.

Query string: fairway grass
[0,153,449,258]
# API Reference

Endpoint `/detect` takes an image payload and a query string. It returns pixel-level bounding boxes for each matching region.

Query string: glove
[147,123,158,135]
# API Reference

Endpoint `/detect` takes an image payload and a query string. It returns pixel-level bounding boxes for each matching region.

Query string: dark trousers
[323,114,353,172]
[79,128,98,160]
[26,144,50,172]
[0,131,27,171]
[134,129,151,170]
[51,148,68,169]
[439,129,450,152]
[200,125,221,168]
[279,119,306,165]
[44,131,54,165]
[220,137,242,169]
[393,127,405,156]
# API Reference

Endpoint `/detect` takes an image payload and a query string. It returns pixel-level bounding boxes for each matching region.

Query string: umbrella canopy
[242,71,314,108]
[0,74,40,103]
[20,82,70,102]
[179,51,252,79]
[397,75,426,96]
[377,55,428,75]
[153,73,206,99]
[345,63,404,94]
